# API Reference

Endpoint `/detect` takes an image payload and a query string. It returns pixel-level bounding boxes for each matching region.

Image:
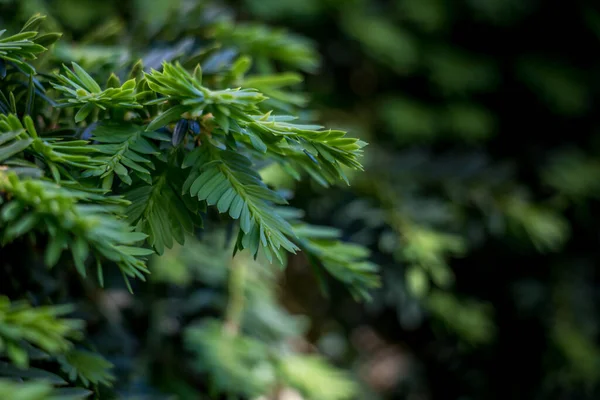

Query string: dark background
[233,0,600,399]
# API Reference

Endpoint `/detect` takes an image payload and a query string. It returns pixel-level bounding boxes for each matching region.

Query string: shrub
[0,5,377,399]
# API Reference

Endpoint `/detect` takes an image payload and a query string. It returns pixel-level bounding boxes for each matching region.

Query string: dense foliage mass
[237,0,600,399]
[0,1,380,399]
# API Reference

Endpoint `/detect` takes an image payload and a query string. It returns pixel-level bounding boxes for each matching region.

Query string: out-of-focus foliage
[161,234,359,400]
[236,0,600,398]
[0,379,88,400]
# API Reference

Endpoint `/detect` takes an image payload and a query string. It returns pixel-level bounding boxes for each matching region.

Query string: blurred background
[236,1,600,399]
[3,0,600,399]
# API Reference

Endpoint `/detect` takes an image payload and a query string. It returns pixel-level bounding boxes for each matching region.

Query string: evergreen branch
[0,379,56,400]
[144,61,266,131]
[51,63,141,122]
[211,21,320,72]
[239,114,366,185]
[0,15,60,75]
[503,195,569,252]
[289,218,380,301]
[58,349,114,388]
[0,128,33,162]
[81,122,170,187]
[248,116,365,169]
[184,319,272,398]
[145,63,365,186]
[182,143,298,261]
[125,165,203,255]
[0,297,83,368]
[0,114,99,181]
[0,374,92,400]
[278,355,357,400]
[242,71,308,111]
[0,172,151,284]
[185,319,358,400]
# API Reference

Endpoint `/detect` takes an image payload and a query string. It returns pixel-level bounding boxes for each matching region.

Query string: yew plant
[0,10,378,400]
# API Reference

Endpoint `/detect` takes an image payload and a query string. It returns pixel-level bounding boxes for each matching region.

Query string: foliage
[58,350,115,387]
[0,379,58,400]
[0,3,377,399]
[52,63,141,122]
[0,297,83,368]
[154,232,359,399]
[0,14,59,74]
